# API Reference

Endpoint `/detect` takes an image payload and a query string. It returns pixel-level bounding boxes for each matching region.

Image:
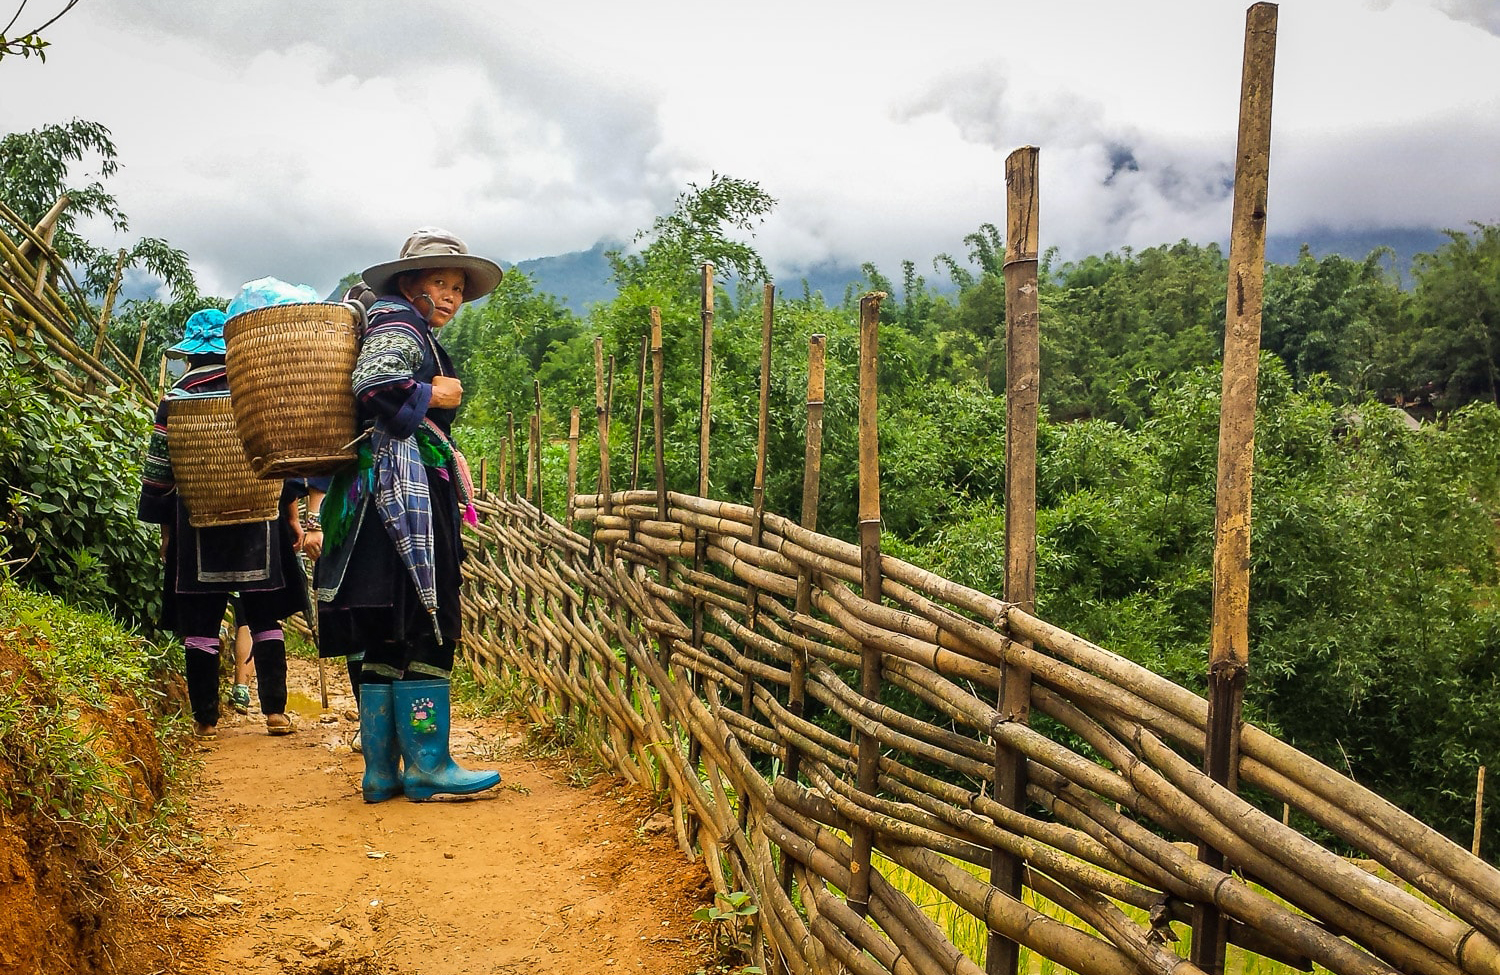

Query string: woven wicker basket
[223,301,360,477]
[166,396,283,528]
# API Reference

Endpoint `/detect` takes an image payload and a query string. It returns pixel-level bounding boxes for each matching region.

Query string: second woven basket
[224,301,361,478]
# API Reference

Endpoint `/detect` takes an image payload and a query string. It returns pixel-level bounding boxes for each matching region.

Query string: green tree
[1397,223,1500,407]
[0,120,199,318]
[609,173,776,295]
[1261,246,1406,397]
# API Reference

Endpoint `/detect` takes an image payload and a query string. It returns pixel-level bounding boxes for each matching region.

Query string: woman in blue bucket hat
[316,227,503,803]
[139,308,309,740]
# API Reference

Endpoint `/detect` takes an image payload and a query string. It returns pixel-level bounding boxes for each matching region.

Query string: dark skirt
[316,467,463,662]
[160,506,308,633]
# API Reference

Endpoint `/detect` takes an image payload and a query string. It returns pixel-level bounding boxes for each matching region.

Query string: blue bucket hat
[165,308,228,359]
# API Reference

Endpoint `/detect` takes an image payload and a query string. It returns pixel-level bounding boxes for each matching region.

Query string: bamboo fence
[458,475,1500,975]
[0,197,156,405]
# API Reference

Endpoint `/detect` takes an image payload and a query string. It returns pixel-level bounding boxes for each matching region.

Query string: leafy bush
[0,345,160,629]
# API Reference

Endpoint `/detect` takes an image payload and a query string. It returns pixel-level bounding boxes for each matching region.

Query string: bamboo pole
[690,263,715,773]
[508,412,518,499]
[650,308,671,667]
[525,415,537,501]
[478,457,489,501]
[849,290,886,918]
[132,314,151,369]
[1196,6,1278,972]
[632,334,648,493]
[91,248,128,358]
[533,380,544,516]
[781,332,827,893]
[1476,766,1487,858]
[746,282,775,627]
[566,407,581,530]
[989,144,1041,975]
[25,195,67,317]
[594,336,612,557]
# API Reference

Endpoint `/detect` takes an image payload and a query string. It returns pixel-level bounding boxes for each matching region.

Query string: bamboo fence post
[594,336,612,559]
[632,333,649,493]
[533,380,544,516]
[1195,6,1278,972]
[478,457,489,501]
[507,412,518,499]
[650,308,671,668]
[567,407,581,530]
[740,282,774,743]
[525,413,537,501]
[1476,766,1487,858]
[91,248,128,358]
[747,281,775,629]
[781,332,827,891]
[132,315,151,369]
[988,144,1041,975]
[690,263,714,774]
[849,290,886,919]
[26,195,66,315]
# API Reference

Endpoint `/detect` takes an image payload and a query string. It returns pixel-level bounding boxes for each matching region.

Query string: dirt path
[179,657,718,974]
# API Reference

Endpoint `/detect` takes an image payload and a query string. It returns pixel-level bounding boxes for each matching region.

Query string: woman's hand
[430,376,464,409]
[300,530,323,561]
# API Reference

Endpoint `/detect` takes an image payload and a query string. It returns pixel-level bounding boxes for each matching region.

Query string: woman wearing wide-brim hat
[315,227,504,803]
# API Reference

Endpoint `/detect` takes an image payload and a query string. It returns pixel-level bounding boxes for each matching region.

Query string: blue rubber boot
[359,683,403,802]
[392,679,500,801]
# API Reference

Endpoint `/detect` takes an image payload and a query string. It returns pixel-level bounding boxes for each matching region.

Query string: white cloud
[4,0,1498,300]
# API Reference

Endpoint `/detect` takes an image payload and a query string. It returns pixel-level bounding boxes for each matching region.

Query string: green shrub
[0,346,161,630]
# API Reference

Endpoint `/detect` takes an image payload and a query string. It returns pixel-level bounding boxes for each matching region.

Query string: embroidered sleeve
[353,322,432,438]
[137,400,176,524]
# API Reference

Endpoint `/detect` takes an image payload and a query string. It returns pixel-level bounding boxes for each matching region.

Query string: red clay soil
[1,652,723,975]
[172,658,721,974]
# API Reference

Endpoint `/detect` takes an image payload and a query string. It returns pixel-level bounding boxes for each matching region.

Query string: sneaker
[229,684,251,714]
[192,721,218,741]
[266,713,295,736]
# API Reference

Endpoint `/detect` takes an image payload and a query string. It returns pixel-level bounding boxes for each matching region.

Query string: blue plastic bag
[226,277,321,318]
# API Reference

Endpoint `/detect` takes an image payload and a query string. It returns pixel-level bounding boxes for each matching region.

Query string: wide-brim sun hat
[360,226,503,303]
[165,308,228,359]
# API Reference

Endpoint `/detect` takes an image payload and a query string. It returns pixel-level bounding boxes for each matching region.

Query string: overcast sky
[4,0,1498,300]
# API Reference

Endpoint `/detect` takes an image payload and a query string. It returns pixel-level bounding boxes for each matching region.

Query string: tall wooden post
[780,332,826,898]
[566,408,581,529]
[1195,5,1278,972]
[594,336,612,558]
[746,282,775,627]
[631,334,649,492]
[1476,765,1488,858]
[650,309,672,667]
[92,248,128,358]
[849,291,886,919]
[525,414,536,502]
[987,145,1041,975]
[477,457,489,502]
[507,412,518,499]
[689,264,714,773]
[533,381,544,516]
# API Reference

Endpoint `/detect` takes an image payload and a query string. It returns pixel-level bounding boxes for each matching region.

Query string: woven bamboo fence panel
[458,486,1500,975]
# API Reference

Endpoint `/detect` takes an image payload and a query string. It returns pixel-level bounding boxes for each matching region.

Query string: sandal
[229,684,251,714]
[265,713,295,736]
[192,721,218,741]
